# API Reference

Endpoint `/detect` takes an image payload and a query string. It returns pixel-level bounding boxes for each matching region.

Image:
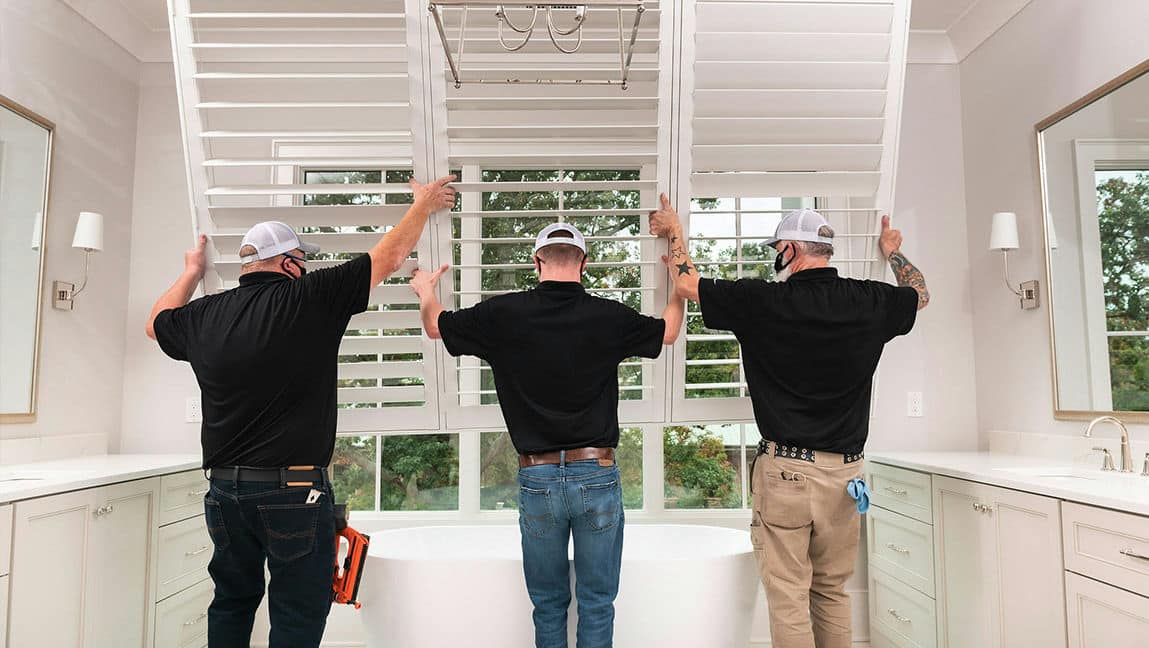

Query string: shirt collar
[786,267,839,283]
[239,271,291,286]
[536,280,586,292]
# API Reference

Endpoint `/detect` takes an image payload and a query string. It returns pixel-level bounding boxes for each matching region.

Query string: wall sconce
[53,211,104,311]
[989,211,1039,310]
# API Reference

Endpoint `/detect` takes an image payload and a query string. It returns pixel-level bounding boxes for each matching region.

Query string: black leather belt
[207,465,328,486]
[756,439,864,465]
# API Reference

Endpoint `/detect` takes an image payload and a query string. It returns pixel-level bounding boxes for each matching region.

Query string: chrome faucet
[1085,416,1133,473]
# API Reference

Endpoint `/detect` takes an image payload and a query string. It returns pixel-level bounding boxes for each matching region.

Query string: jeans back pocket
[204,498,230,551]
[581,480,622,533]
[257,502,320,562]
[519,485,555,538]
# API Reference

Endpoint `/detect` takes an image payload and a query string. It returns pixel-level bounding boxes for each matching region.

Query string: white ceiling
[910,0,981,31]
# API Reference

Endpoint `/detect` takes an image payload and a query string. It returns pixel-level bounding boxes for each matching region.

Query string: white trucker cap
[765,208,834,248]
[533,223,587,256]
[238,221,320,262]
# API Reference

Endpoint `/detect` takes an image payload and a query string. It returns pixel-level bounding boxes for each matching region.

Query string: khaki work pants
[750,448,864,648]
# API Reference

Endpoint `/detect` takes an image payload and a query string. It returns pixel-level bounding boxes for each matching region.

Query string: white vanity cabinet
[2,466,208,648]
[0,504,12,645]
[8,478,158,648]
[932,476,1066,648]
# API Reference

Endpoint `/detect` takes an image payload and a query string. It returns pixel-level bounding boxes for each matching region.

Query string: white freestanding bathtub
[356,524,758,647]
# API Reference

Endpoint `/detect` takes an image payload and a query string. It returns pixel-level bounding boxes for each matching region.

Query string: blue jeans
[203,478,336,648]
[518,458,625,648]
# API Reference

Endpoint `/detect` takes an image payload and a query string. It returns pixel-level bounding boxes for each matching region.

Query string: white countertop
[869,451,1149,517]
[0,454,202,504]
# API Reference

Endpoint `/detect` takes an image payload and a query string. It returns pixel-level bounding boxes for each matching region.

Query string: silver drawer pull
[185,545,210,557]
[888,608,912,624]
[883,486,909,496]
[886,543,911,555]
[1120,548,1149,562]
[183,612,208,627]
[187,488,209,497]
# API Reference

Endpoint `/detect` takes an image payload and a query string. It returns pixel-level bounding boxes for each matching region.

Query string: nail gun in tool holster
[332,503,370,608]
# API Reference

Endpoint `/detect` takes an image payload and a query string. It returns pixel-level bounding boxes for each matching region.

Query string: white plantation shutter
[670,0,911,421]
[412,1,673,428]
[169,0,442,430]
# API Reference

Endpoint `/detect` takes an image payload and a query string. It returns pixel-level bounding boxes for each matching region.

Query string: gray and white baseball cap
[533,223,587,256]
[765,208,834,248]
[238,221,320,262]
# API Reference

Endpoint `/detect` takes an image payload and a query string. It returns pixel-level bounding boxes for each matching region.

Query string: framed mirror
[0,96,54,422]
[1037,59,1149,421]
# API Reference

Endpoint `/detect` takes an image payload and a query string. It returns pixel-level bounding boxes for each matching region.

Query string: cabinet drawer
[155,577,212,648]
[1065,571,1149,648]
[868,506,935,598]
[868,463,932,524]
[870,566,937,648]
[1063,502,1149,597]
[160,471,209,526]
[0,504,11,575]
[157,514,212,601]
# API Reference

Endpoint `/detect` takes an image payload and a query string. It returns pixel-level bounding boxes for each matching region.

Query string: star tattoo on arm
[676,262,693,276]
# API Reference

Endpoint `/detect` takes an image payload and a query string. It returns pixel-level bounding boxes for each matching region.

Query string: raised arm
[410,264,450,339]
[880,215,930,310]
[146,234,206,340]
[369,175,457,286]
[660,290,685,345]
[648,193,701,302]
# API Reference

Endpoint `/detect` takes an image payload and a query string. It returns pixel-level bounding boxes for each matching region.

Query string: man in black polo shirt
[145,176,456,648]
[649,195,929,648]
[410,223,683,648]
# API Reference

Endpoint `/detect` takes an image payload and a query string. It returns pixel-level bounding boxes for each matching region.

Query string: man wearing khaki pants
[649,195,930,647]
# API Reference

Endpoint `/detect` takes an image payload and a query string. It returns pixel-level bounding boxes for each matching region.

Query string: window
[1095,170,1149,411]
[440,166,664,427]
[663,424,751,509]
[332,433,460,512]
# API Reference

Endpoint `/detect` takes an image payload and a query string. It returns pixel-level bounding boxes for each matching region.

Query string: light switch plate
[52,281,74,311]
[907,391,924,418]
[185,397,203,423]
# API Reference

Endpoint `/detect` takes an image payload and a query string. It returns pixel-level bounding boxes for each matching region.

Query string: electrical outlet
[185,397,203,423]
[907,391,924,418]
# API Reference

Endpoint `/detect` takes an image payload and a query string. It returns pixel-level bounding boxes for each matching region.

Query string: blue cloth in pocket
[846,478,870,514]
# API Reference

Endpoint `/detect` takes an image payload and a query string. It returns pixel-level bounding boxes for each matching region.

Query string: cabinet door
[933,476,998,648]
[991,486,1066,648]
[1066,571,1149,648]
[8,490,94,648]
[84,478,158,648]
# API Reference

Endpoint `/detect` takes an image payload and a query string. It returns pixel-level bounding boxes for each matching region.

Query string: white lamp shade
[72,211,104,251]
[989,211,1019,251]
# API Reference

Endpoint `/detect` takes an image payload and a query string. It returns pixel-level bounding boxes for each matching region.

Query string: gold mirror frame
[1035,59,1149,423]
[0,95,55,424]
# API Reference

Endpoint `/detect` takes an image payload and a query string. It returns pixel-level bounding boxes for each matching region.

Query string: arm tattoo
[888,251,930,310]
[676,262,693,276]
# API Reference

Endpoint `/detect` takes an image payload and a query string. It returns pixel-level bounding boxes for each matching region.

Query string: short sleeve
[883,285,920,340]
[153,307,191,362]
[438,299,501,360]
[698,278,769,332]
[298,254,372,323]
[616,305,666,360]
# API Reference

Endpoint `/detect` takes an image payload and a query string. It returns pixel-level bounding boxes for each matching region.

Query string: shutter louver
[169,0,441,431]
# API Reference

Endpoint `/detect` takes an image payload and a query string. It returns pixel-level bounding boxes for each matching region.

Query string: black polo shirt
[153,254,372,469]
[698,267,918,456]
[437,281,666,454]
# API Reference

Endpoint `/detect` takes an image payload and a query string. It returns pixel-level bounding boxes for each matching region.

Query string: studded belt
[755,439,864,465]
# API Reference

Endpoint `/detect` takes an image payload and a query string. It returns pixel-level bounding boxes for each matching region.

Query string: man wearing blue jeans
[412,223,684,647]
[147,177,456,647]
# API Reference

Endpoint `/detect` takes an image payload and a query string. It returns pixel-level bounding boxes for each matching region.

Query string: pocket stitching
[256,503,319,562]
[518,486,555,538]
[204,498,230,551]
[581,480,621,533]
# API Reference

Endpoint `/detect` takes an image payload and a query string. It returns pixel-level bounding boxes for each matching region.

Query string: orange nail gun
[332,504,370,609]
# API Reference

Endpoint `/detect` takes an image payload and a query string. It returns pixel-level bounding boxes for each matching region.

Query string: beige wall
[0,0,140,447]
[959,0,1149,441]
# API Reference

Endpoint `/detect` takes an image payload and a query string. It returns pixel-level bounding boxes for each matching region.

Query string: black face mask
[282,256,307,277]
[773,243,795,274]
